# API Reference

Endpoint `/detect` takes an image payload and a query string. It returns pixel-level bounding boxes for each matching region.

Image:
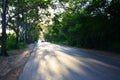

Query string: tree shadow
[18,42,120,80]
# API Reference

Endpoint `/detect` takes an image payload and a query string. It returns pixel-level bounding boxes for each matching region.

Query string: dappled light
[33,43,85,80]
[1,0,120,79]
[19,42,120,80]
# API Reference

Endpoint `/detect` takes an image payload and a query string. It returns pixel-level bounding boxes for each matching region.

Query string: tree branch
[6,3,41,24]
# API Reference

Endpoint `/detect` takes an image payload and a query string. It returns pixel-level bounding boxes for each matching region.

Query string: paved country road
[18,41,120,80]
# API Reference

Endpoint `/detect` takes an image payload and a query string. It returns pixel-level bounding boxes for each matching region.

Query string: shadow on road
[19,42,120,80]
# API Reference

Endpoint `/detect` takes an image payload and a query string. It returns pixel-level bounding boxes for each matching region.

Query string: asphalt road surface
[18,41,120,80]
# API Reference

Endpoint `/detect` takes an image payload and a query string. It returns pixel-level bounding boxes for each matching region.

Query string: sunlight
[49,57,59,72]
[19,42,120,80]
[50,59,57,68]
[31,43,87,80]
[0,29,14,34]
[54,50,86,74]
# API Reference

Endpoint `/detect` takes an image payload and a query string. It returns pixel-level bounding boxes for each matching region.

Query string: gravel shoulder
[0,43,36,80]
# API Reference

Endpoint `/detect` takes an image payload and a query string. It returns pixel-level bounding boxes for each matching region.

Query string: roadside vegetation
[0,0,120,56]
[0,0,51,56]
[43,0,120,53]
[0,29,39,55]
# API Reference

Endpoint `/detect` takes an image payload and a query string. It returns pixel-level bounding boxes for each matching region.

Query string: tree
[0,0,51,56]
[43,0,120,52]
[1,0,8,56]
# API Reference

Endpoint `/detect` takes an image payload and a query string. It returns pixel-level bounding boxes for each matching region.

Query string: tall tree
[0,0,51,56]
[1,0,8,56]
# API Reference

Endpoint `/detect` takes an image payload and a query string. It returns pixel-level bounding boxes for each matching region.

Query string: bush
[6,33,26,50]
[6,33,16,50]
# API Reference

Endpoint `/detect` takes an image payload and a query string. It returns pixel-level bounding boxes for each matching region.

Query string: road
[18,41,120,80]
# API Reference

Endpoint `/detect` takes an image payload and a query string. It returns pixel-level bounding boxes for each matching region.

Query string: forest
[0,0,120,57]
[43,0,120,53]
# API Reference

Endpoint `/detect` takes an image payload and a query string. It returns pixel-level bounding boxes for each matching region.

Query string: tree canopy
[43,0,120,53]
[0,0,52,56]
[0,0,120,56]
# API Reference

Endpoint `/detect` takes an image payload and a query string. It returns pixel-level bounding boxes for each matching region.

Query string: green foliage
[18,42,27,49]
[0,0,52,56]
[27,25,40,43]
[6,33,26,50]
[6,34,16,50]
[44,0,120,53]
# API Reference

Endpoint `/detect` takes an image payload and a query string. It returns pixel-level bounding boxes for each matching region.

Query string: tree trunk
[15,31,19,49]
[23,23,27,44]
[14,0,20,49]
[1,0,8,56]
[15,15,20,49]
[15,33,19,49]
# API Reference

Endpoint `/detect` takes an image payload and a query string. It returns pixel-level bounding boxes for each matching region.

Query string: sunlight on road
[19,41,120,80]
[33,42,86,80]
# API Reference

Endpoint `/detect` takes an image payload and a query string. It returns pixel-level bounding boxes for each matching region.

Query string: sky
[0,28,14,33]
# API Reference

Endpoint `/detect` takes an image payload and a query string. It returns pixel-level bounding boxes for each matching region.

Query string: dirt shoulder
[0,43,36,80]
[78,48,120,61]
[58,44,120,61]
